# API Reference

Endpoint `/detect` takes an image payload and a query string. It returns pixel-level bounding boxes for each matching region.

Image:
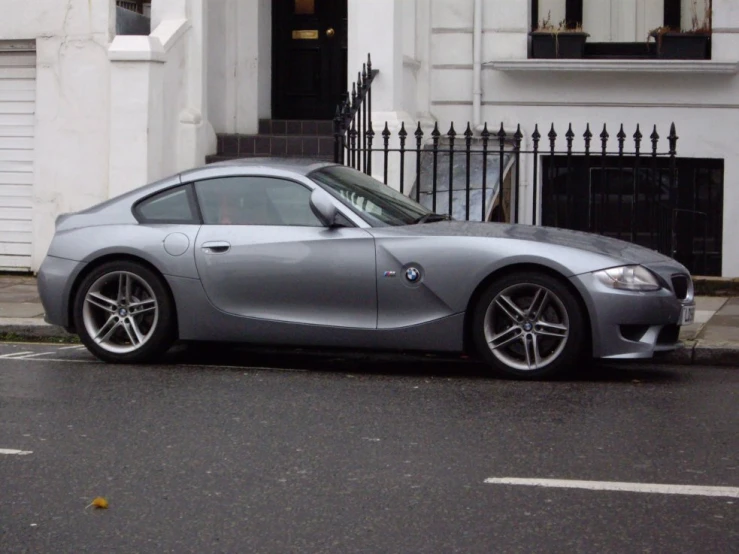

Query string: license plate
[679,305,695,325]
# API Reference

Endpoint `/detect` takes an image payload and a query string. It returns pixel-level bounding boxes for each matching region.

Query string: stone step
[217,134,335,158]
[258,119,334,136]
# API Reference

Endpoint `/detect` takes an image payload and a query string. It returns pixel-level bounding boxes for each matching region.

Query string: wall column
[713,0,739,276]
[178,0,216,169]
[235,0,272,132]
[348,0,404,117]
[108,37,165,198]
[348,0,411,189]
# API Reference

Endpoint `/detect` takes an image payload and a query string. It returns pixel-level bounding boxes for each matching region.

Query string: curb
[0,320,78,344]
[654,340,738,367]
[691,341,739,366]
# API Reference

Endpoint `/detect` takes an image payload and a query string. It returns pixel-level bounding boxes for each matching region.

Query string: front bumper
[37,255,87,330]
[570,271,695,359]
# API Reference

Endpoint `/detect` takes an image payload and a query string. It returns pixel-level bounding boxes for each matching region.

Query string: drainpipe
[472,0,482,129]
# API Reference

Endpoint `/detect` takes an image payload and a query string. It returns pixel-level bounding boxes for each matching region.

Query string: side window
[135,186,197,223]
[194,176,323,227]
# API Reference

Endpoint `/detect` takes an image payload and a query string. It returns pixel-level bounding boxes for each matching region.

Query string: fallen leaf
[85,497,109,510]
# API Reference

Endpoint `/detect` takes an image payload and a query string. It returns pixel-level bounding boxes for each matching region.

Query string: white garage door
[0,46,35,270]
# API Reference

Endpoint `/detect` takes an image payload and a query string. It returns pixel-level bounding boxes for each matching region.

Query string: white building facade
[0,0,737,276]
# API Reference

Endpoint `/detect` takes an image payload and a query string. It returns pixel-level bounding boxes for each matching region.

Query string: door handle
[202,241,231,254]
[326,27,335,38]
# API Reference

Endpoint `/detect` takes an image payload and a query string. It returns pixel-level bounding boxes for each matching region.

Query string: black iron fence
[333,59,723,276]
[333,54,379,171]
[541,152,723,276]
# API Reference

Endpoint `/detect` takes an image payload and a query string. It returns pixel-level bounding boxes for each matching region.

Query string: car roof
[180,157,339,180]
[75,158,341,218]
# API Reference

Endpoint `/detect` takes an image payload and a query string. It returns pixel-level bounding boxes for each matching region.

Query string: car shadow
[161,341,687,384]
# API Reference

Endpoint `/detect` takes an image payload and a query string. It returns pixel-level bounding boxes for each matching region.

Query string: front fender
[375,235,625,318]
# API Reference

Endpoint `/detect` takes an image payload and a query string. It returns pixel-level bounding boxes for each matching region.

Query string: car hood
[395,221,677,266]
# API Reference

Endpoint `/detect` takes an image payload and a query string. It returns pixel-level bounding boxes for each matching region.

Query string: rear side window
[135,186,198,224]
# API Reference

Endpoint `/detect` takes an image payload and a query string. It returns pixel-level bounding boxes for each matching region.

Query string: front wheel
[471,272,585,379]
[73,261,176,363]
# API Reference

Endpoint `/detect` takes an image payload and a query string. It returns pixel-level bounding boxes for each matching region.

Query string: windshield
[309,165,435,226]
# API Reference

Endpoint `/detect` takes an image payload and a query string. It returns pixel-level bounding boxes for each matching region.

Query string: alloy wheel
[483,283,569,371]
[82,271,159,354]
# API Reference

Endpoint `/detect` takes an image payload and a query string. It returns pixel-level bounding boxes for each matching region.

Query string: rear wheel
[472,271,585,379]
[73,261,176,363]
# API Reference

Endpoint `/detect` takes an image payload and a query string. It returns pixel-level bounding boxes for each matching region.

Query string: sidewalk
[0,275,737,365]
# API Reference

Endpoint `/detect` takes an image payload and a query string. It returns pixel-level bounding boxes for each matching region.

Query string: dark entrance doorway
[272,0,347,120]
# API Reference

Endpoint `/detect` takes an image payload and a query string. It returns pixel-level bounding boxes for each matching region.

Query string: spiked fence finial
[668,122,678,155]
[584,123,592,154]
[650,125,660,155]
[513,124,523,149]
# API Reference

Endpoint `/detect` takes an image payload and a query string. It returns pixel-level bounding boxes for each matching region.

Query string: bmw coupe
[37,158,695,379]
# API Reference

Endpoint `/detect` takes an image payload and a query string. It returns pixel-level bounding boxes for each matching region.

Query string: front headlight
[593,265,661,291]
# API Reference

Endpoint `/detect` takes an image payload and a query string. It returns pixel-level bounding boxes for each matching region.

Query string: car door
[192,174,377,329]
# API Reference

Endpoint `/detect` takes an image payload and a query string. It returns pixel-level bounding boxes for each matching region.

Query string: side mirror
[310,188,342,228]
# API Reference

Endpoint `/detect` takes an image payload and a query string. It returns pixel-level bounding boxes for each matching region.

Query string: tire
[73,260,177,363]
[471,271,585,379]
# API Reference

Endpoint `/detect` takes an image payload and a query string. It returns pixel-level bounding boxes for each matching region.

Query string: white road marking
[0,449,33,456]
[6,358,98,364]
[12,352,56,359]
[58,345,85,351]
[484,477,739,498]
[0,351,34,358]
[0,357,97,364]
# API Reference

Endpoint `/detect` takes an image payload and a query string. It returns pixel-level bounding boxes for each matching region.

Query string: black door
[272,0,347,120]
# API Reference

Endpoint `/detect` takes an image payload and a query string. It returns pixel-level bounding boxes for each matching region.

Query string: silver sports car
[37,158,695,379]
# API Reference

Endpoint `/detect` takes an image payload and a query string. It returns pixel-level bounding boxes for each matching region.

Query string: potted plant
[650,0,711,59]
[530,11,589,59]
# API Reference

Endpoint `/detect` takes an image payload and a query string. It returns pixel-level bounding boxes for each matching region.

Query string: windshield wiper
[414,213,450,224]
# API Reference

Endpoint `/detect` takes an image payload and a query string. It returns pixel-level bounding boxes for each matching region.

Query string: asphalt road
[0,342,737,553]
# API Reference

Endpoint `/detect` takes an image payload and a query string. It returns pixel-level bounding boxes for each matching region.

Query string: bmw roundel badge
[405,267,420,283]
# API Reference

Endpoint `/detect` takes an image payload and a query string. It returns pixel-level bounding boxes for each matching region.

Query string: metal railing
[332,67,722,274]
[333,54,378,172]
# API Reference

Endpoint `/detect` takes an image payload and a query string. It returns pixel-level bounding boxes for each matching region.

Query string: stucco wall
[2,0,213,271]
[160,32,188,175]
[206,0,271,134]
[5,0,734,274]
[108,7,215,198]
[401,0,420,118]
[0,0,115,270]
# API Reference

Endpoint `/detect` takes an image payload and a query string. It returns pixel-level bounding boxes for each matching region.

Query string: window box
[530,0,713,61]
[530,32,589,59]
[652,32,711,60]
